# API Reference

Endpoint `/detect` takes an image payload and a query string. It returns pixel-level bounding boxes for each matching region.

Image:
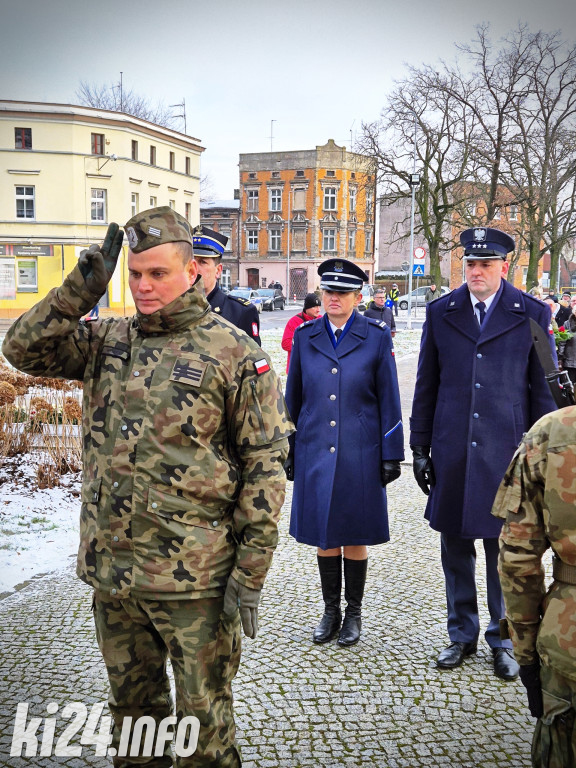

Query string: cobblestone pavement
[0,353,535,768]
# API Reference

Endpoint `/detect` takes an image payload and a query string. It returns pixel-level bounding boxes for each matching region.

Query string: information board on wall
[0,258,16,299]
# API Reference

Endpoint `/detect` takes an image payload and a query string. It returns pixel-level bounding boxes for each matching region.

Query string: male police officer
[493,408,576,767]
[192,224,261,345]
[410,226,556,680]
[2,207,293,767]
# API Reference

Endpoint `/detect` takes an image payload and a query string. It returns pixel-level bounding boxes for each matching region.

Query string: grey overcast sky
[2,0,575,199]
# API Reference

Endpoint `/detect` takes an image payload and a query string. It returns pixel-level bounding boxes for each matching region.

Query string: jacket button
[475,383,480,388]
[330,394,336,400]
[113,536,119,542]
[121,425,127,431]
[151,502,158,509]
[133,371,140,377]
[111,588,117,595]
[212,521,218,527]
[477,353,482,359]
[331,368,338,374]
[471,441,477,447]
[330,446,335,453]
[330,421,336,427]
[113,481,119,488]
[473,413,479,419]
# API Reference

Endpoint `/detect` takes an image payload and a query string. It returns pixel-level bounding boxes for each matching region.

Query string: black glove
[78,222,124,294]
[411,445,435,495]
[284,454,294,482]
[519,662,544,718]
[381,460,401,486]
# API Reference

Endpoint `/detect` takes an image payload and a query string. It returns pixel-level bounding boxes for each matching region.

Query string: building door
[290,268,308,300]
[247,268,259,289]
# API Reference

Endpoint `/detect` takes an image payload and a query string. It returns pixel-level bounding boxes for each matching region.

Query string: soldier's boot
[313,554,342,644]
[338,557,368,647]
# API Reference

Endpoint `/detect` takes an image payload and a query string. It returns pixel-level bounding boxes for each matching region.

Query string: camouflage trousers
[93,591,242,768]
[532,664,576,768]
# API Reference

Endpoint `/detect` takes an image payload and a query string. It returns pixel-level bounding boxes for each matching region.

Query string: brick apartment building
[239,140,376,298]
[199,197,240,291]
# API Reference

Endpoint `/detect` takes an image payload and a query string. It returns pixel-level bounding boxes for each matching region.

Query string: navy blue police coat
[410,280,557,539]
[207,285,261,345]
[285,312,404,549]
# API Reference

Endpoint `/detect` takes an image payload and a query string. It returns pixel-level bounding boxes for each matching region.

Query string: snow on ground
[0,325,422,598]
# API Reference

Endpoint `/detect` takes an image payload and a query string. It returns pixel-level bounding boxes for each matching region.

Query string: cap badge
[126,226,138,250]
[473,228,487,242]
[334,262,344,272]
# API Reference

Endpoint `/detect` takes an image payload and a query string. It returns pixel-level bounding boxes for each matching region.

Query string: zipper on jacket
[250,380,267,442]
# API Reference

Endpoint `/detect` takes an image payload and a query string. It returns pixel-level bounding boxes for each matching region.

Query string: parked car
[397,285,450,310]
[256,288,286,311]
[357,285,375,313]
[228,288,264,312]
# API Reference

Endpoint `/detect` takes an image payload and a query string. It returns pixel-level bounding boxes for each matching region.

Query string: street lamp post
[286,187,291,300]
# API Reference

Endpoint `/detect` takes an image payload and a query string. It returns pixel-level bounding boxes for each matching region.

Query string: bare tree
[199,174,215,203]
[76,80,178,129]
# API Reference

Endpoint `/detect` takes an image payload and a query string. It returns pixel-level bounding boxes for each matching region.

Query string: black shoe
[436,641,477,669]
[337,558,367,647]
[492,648,519,681]
[313,555,342,644]
[313,610,342,643]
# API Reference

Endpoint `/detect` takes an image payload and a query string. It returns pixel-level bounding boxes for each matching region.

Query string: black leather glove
[381,460,401,486]
[284,453,294,482]
[411,445,435,495]
[519,662,544,718]
[78,222,124,294]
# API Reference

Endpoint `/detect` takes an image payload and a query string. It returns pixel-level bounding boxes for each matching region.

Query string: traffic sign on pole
[412,264,425,276]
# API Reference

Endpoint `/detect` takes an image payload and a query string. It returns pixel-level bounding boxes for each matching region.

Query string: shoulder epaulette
[366,317,388,330]
[228,295,252,307]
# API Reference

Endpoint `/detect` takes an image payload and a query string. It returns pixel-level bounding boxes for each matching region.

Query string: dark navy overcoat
[410,280,557,538]
[285,312,404,549]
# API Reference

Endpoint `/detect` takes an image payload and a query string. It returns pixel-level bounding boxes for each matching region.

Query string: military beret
[192,225,228,257]
[460,227,515,260]
[124,206,193,253]
[318,258,367,292]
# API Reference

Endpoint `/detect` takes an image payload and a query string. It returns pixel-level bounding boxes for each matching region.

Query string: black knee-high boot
[313,554,342,644]
[338,557,367,647]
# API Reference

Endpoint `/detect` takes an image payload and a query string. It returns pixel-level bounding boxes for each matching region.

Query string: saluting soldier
[193,224,261,345]
[492,407,576,767]
[285,258,404,647]
[2,207,293,767]
[410,226,556,680]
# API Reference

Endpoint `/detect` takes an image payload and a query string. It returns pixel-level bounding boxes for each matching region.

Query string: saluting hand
[78,222,124,295]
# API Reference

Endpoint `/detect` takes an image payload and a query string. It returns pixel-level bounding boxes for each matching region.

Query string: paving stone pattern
[0,354,534,767]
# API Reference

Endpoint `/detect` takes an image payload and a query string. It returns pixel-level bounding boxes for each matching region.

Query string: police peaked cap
[192,225,228,257]
[460,227,515,260]
[318,258,368,292]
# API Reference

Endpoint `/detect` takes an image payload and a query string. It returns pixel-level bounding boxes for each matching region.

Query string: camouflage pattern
[531,664,576,768]
[492,406,576,677]
[2,262,293,600]
[93,591,242,767]
[125,206,193,253]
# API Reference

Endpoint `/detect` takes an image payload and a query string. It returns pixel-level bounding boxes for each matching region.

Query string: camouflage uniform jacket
[492,406,576,680]
[2,266,293,600]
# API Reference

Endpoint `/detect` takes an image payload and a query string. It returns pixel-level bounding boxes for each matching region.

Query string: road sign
[414,246,427,260]
[412,264,425,276]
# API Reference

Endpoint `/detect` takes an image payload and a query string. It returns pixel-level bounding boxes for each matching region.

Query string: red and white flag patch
[252,323,259,337]
[254,358,270,375]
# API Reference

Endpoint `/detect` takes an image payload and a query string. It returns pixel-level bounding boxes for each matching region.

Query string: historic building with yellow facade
[0,100,203,318]
[238,140,376,298]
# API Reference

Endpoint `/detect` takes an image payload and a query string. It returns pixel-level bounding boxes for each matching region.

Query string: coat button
[331,367,338,374]
[212,521,218,527]
[121,425,127,431]
[113,481,119,488]
[330,446,335,453]
[113,536,119,542]
[330,421,336,427]
[475,383,480,388]
[471,441,477,447]
[477,353,482,359]
[473,413,479,419]
[330,394,336,400]
[133,371,140,377]
[151,502,158,509]
[111,588,117,595]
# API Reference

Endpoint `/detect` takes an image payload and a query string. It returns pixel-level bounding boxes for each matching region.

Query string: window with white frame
[323,228,336,251]
[220,226,232,250]
[91,189,106,222]
[221,267,231,291]
[150,196,157,207]
[269,188,282,211]
[509,204,518,220]
[466,201,477,217]
[348,229,356,251]
[169,200,175,210]
[324,187,337,210]
[293,188,306,210]
[185,203,191,222]
[493,206,501,220]
[269,228,281,251]
[247,230,258,250]
[131,193,139,217]
[349,187,357,213]
[247,189,259,212]
[15,186,35,219]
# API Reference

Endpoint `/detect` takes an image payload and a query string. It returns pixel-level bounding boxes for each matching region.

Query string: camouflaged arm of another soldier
[226,354,294,593]
[2,224,124,380]
[492,437,549,666]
